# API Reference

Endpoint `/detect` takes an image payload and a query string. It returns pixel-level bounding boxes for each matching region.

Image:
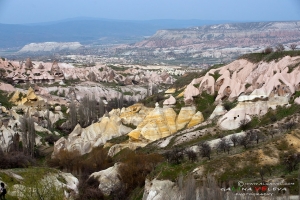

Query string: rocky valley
[1,48,300,199]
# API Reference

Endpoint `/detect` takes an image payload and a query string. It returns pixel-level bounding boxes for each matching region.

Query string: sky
[0,0,300,24]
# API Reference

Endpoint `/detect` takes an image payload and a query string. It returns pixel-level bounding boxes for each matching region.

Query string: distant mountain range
[133,21,300,48]
[0,19,233,49]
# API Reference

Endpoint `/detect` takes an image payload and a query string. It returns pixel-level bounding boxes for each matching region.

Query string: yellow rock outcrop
[165,88,176,94]
[26,87,38,100]
[176,91,184,98]
[128,107,177,141]
[10,87,44,106]
[176,106,196,130]
[10,90,21,103]
[128,106,203,142]
[187,111,204,128]
[53,113,133,156]
[120,103,153,126]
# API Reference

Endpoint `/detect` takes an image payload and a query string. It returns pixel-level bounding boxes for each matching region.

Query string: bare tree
[239,119,250,130]
[290,43,297,51]
[263,46,273,54]
[238,134,251,149]
[283,120,297,131]
[185,150,197,162]
[46,109,53,132]
[167,148,184,164]
[9,132,20,152]
[275,44,285,52]
[88,71,97,82]
[199,142,211,160]
[69,100,77,130]
[98,97,105,118]
[20,112,35,158]
[230,134,238,147]
[78,95,99,128]
[116,93,124,109]
[217,138,230,154]
[269,129,277,138]
[247,129,263,144]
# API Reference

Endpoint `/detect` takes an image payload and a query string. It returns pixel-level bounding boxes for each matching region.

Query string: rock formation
[10,87,45,107]
[143,178,179,200]
[163,95,176,105]
[128,106,203,142]
[90,163,121,195]
[53,113,132,156]
[191,57,300,102]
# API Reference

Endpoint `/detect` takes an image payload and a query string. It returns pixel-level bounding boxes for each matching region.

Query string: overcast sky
[0,0,300,24]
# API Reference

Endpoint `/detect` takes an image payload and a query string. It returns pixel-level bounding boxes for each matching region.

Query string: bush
[199,142,211,160]
[0,151,35,169]
[263,46,274,54]
[281,151,300,172]
[44,135,60,145]
[194,92,216,119]
[76,176,104,200]
[185,150,198,162]
[47,147,113,175]
[165,148,184,164]
[118,152,163,197]
[0,90,13,109]
[222,101,236,111]
[239,119,250,130]
[240,50,300,63]
[16,171,66,200]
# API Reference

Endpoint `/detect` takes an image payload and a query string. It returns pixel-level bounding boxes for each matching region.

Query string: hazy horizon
[0,0,300,24]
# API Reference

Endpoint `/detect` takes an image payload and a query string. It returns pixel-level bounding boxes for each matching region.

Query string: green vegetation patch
[238,104,300,131]
[194,92,216,119]
[0,90,13,109]
[173,72,201,89]
[209,71,221,81]
[107,64,125,71]
[240,50,300,63]
[123,91,134,96]
[149,161,198,181]
[107,135,129,144]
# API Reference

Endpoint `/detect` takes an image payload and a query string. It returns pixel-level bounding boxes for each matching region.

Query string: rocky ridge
[19,42,83,52]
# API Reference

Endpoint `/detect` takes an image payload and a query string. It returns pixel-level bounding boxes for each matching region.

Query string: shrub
[16,172,66,200]
[275,44,285,52]
[199,142,211,160]
[0,150,35,169]
[264,46,274,54]
[216,138,230,154]
[76,176,104,200]
[290,44,297,51]
[239,118,250,130]
[0,90,13,109]
[118,152,163,197]
[282,151,300,172]
[238,134,252,149]
[185,150,198,162]
[47,147,113,176]
[222,101,236,111]
[44,135,60,145]
[165,148,184,164]
[230,134,238,147]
